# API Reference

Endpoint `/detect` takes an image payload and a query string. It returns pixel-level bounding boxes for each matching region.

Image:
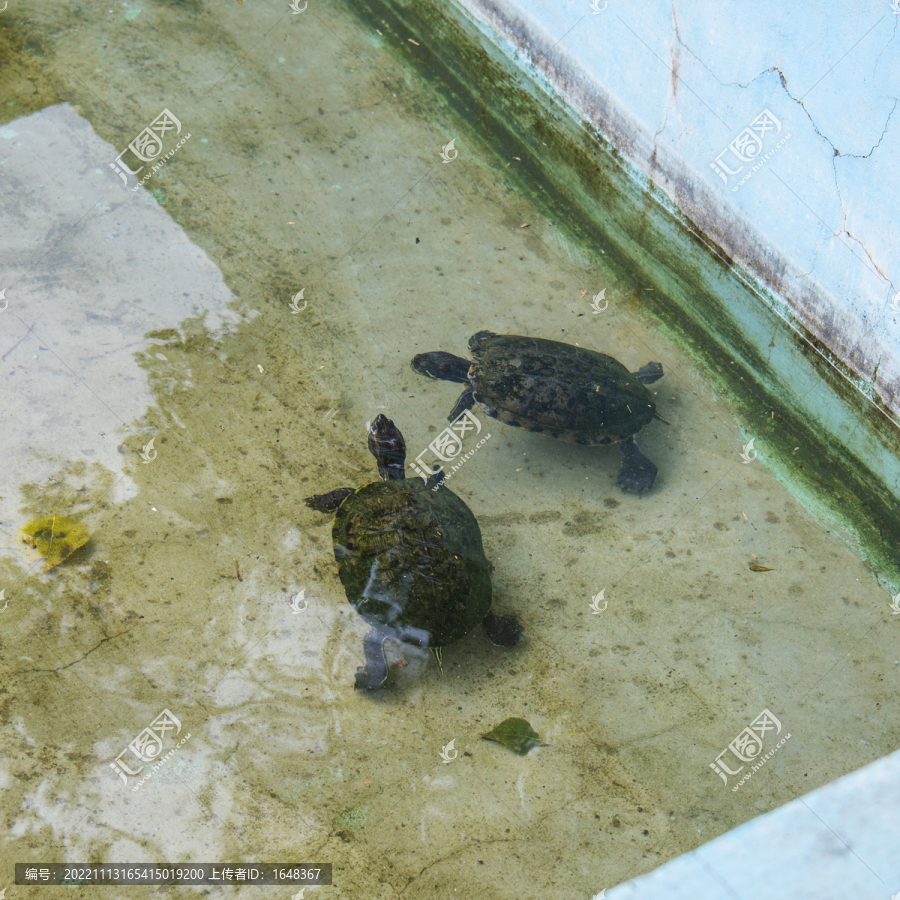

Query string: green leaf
[481,717,544,755]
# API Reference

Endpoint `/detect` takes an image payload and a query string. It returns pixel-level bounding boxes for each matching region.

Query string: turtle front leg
[304,488,353,513]
[448,385,475,421]
[617,437,658,494]
[355,629,389,691]
[482,611,524,647]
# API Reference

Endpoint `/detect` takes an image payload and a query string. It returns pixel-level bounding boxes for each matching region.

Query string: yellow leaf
[18,515,90,571]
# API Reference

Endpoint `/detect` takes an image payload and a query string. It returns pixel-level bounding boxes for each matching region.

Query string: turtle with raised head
[412,332,666,494]
[304,414,523,691]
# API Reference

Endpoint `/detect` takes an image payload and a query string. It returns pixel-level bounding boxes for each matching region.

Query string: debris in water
[19,515,89,571]
[481,717,544,755]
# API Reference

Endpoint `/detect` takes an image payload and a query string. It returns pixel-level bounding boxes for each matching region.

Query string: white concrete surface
[606,747,900,900]
[454,0,900,419]
[0,103,242,549]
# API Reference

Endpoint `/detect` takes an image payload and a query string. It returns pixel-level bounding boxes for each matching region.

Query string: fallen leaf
[19,516,90,571]
[481,717,544,755]
[749,565,774,572]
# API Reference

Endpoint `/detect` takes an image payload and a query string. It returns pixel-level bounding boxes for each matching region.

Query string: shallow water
[0,2,897,899]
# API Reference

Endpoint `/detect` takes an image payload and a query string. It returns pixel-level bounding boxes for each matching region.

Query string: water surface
[0,2,896,898]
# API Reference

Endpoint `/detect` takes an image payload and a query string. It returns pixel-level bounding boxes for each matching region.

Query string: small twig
[234,560,242,582]
[2,323,35,361]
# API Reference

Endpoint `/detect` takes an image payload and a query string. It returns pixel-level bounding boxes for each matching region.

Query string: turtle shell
[332,477,491,648]
[468,333,656,445]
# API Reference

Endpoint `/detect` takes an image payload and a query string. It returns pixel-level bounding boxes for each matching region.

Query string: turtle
[303,414,523,691]
[411,331,667,494]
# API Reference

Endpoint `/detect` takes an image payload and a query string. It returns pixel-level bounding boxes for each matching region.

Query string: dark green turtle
[304,414,523,691]
[412,331,666,494]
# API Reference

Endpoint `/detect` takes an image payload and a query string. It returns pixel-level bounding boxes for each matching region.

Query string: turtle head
[411,351,471,384]
[367,414,407,481]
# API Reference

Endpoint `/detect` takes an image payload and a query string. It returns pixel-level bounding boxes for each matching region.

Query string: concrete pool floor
[0,2,897,898]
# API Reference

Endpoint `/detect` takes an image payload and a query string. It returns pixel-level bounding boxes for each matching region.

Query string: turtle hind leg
[633,361,664,384]
[617,437,658,494]
[482,611,524,647]
[304,487,353,513]
[448,386,475,421]
[355,629,389,691]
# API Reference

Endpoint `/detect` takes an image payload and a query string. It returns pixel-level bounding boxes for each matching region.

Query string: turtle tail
[411,351,471,384]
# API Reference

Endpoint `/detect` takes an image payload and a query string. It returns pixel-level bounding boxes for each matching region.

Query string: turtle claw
[482,612,524,647]
[354,629,389,691]
[617,437,658,494]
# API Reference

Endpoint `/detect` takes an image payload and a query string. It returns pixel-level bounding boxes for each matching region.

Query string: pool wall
[345,0,900,591]
[607,746,900,899]
[454,0,900,422]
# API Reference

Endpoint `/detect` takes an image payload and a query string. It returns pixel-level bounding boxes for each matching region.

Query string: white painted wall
[454,0,900,418]
[605,747,900,899]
